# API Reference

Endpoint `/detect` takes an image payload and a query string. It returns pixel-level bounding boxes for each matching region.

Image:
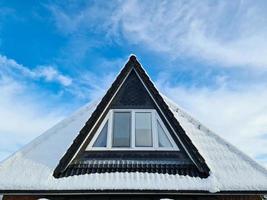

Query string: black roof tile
[57,151,208,178]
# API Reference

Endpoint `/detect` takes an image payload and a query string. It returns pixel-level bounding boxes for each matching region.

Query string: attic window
[92,121,108,147]
[135,112,153,147]
[86,109,179,151]
[112,112,131,147]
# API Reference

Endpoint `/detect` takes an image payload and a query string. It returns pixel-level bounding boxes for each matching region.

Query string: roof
[0,56,267,194]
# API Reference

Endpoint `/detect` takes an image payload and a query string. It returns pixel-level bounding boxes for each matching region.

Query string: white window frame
[86,109,179,151]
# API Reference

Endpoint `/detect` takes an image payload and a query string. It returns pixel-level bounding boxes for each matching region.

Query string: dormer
[53,55,210,178]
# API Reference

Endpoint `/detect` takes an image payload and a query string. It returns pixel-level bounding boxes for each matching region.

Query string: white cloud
[65,57,125,100]
[47,2,117,64]
[157,79,267,167]
[0,54,73,161]
[47,1,267,68]
[36,65,72,86]
[0,77,64,161]
[0,54,72,86]
[110,0,267,68]
[47,2,115,35]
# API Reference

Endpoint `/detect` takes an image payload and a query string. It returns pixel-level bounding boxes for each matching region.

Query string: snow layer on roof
[0,97,267,193]
[164,96,267,191]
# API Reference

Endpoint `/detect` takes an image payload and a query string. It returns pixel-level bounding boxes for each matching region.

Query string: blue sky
[0,0,267,168]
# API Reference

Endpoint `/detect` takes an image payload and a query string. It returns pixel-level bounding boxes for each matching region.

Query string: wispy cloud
[0,55,72,86]
[110,0,267,68]
[47,1,267,68]
[35,65,72,86]
[46,1,117,66]
[0,54,74,161]
[47,1,115,36]
[65,57,125,100]
[0,75,64,160]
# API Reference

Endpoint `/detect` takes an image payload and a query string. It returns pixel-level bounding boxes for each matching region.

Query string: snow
[0,96,266,193]
[160,199,174,200]
[164,97,267,191]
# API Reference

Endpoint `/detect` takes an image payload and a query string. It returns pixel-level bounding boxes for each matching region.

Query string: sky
[0,0,267,168]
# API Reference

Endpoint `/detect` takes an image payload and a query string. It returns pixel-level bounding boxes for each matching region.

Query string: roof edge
[1,190,266,195]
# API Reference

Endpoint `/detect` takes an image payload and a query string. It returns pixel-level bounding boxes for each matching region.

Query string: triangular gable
[53,55,210,178]
[110,70,155,109]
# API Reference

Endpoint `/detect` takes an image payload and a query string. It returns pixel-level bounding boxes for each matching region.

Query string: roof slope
[0,96,266,193]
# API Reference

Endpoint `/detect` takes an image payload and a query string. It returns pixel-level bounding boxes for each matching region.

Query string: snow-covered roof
[0,96,266,193]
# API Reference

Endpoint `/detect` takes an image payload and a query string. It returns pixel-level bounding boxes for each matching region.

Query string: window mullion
[131,110,135,148]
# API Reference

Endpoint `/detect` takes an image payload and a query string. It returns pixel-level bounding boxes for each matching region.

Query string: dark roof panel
[57,151,208,178]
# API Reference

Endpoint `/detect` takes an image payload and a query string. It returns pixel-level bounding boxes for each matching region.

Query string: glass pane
[135,112,152,147]
[93,121,108,147]
[157,120,173,147]
[112,112,131,147]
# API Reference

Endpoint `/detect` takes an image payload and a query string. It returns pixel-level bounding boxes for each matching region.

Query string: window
[135,112,152,147]
[157,120,172,148]
[112,112,131,147]
[86,109,178,151]
[93,121,108,147]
